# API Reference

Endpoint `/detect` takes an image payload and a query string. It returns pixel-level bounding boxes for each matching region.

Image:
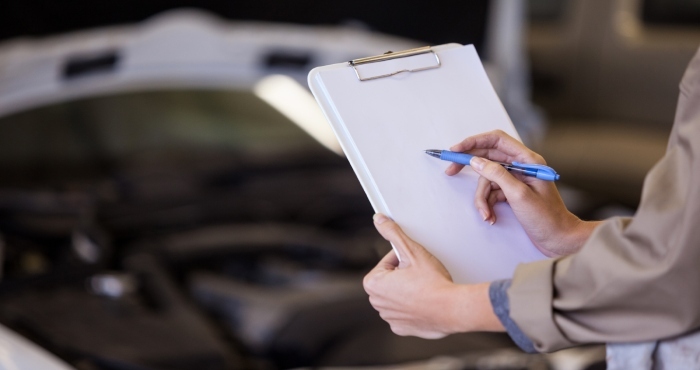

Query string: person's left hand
[363,214,503,338]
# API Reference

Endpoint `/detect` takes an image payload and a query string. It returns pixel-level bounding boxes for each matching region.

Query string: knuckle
[385,222,401,235]
[381,222,401,239]
[509,183,529,201]
[369,296,381,310]
[474,194,488,208]
[533,153,546,165]
[493,130,508,144]
[484,162,505,179]
[474,184,484,197]
[522,151,546,165]
[424,332,447,340]
[390,324,408,337]
[487,191,498,203]
[362,273,377,293]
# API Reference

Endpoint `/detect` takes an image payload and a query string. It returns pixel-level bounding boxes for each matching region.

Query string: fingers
[475,176,492,221]
[470,157,529,203]
[488,189,506,207]
[486,189,506,224]
[450,130,523,154]
[450,130,543,164]
[373,214,423,266]
[444,162,464,176]
[363,249,399,295]
[475,176,507,225]
[389,324,446,339]
[376,249,400,270]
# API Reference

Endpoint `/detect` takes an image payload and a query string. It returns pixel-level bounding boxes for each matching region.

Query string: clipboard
[308,43,546,283]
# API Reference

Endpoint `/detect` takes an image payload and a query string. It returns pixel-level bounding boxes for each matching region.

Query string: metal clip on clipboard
[348,46,441,82]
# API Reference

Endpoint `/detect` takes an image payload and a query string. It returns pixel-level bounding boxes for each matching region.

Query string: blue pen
[424,149,560,181]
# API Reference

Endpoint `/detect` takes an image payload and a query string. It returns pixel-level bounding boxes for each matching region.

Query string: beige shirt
[508,46,700,352]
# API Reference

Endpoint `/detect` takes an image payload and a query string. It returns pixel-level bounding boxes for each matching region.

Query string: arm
[368,111,700,349]
[366,50,700,347]
[364,131,595,339]
[502,49,700,351]
[509,117,700,351]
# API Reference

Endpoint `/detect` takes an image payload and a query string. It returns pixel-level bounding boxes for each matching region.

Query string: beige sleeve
[507,47,700,352]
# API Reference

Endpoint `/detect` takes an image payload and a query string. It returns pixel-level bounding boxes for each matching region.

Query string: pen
[424,149,560,181]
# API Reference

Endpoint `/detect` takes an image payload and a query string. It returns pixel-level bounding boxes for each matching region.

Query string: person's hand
[363,214,503,338]
[446,130,600,257]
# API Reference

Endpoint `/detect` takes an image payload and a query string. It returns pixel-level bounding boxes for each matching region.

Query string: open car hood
[0,9,420,120]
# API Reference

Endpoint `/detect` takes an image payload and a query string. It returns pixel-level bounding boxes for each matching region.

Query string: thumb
[373,214,423,267]
[470,157,528,201]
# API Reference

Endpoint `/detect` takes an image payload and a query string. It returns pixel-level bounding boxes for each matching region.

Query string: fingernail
[373,213,388,224]
[489,219,495,226]
[449,145,458,151]
[479,209,488,221]
[470,157,486,171]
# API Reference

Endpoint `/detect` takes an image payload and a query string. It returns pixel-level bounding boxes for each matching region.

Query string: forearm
[443,220,601,337]
[445,220,602,348]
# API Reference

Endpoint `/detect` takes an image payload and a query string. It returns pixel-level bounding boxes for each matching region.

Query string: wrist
[445,283,505,333]
[562,217,602,255]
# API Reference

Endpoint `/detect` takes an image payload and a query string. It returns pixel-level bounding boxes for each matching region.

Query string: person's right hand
[446,130,599,258]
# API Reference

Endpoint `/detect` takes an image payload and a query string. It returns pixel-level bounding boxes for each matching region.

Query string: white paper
[309,44,546,283]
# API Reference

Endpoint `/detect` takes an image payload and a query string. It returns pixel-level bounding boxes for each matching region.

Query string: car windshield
[0,89,327,183]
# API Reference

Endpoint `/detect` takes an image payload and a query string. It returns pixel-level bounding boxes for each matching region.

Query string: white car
[0,6,546,369]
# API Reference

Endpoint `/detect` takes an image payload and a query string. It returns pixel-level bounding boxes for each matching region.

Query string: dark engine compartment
[0,90,521,370]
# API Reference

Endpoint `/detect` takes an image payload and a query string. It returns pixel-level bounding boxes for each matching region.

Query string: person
[363,46,700,368]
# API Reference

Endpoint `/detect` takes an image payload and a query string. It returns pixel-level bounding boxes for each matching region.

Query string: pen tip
[424,149,442,158]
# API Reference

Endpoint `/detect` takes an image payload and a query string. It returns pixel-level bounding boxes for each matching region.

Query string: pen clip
[511,162,560,181]
[511,162,554,172]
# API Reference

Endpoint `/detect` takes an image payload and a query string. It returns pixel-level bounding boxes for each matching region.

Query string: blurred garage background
[0,0,698,369]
